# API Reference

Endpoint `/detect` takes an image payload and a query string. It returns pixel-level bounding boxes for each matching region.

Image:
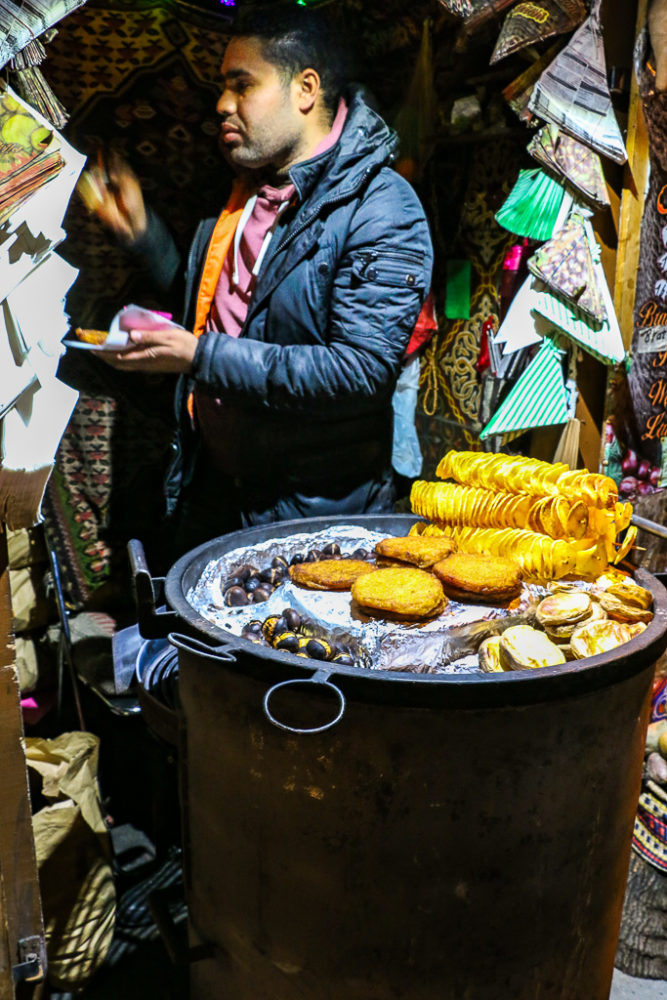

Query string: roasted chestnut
[253,586,273,603]
[282,608,302,632]
[225,586,250,607]
[351,548,369,561]
[272,556,289,569]
[259,567,285,586]
[222,575,243,592]
[322,542,341,557]
[245,576,264,594]
[332,652,355,666]
[262,615,287,641]
[305,638,331,660]
[305,549,321,562]
[234,564,257,583]
[243,620,264,636]
[290,552,306,565]
[273,632,300,653]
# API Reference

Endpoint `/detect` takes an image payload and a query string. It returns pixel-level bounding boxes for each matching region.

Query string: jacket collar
[287,85,399,206]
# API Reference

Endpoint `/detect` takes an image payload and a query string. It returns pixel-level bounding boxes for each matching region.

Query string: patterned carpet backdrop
[37,0,527,605]
[41,0,235,605]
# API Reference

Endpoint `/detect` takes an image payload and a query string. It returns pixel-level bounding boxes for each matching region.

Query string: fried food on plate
[432,552,522,602]
[351,566,447,620]
[74,328,109,345]
[375,534,456,569]
[289,559,375,591]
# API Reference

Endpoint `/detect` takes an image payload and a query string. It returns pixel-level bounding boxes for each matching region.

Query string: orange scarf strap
[192,178,252,338]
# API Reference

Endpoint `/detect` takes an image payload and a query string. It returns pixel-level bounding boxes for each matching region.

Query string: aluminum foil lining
[186,526,543,675]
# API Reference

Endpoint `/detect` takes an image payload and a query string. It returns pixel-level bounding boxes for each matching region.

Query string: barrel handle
[263,669,346,735]
[168,632,238,663]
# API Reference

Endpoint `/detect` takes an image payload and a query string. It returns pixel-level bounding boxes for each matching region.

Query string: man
[88,5,433,558]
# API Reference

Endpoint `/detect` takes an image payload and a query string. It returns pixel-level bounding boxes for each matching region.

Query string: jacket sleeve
[190,172,434,416]
[125,207,184,307]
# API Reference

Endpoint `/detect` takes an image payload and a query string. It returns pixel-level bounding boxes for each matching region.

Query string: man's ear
[295,68,321,113]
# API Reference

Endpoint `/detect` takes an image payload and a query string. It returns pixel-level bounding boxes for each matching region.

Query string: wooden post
[0,866,14,1000]
[0,528,45,994]
[614,0,651,352]
[598,0,650,473]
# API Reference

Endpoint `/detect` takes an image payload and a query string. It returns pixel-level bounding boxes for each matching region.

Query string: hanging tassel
[553,349,580,467]
[393,19,436,184]
[9,36,69,128]
[553,417,581,467]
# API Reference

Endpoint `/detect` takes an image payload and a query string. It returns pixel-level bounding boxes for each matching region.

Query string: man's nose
[216,90,235,117]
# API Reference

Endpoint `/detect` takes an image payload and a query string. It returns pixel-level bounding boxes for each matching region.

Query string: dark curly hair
[230,5,350,118]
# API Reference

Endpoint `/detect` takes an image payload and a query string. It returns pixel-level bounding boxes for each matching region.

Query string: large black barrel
[163,515,667,1000]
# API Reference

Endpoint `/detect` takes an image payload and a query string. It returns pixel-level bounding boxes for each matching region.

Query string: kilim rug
[41,0,233,607]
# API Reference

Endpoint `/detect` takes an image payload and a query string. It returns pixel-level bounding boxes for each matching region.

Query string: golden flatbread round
[375,534,457,569]
[289,559,375,591]
[351,567,447,620]
[432,552,522,602]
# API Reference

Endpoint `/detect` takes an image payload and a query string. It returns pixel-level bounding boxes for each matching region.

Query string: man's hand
[77,151,148,243]
[650,0,667,91]
[95,328,199,374]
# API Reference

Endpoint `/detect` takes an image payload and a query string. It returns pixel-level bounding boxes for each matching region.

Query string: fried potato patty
[375,534,457,569]
[289,559,376,591]
[432,553,521,602]
[351,567,447,620]
[74,327,108,345]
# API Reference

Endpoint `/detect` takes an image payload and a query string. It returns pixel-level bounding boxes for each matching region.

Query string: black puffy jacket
[139,87,433,528]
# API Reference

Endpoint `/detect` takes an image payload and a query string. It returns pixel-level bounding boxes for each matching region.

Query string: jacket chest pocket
[351,249,426,291]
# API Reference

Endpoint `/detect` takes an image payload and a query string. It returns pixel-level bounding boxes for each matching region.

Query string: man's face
[216,37,303,173]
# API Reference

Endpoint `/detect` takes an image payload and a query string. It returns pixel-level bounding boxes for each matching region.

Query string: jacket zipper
[274,162,384,257]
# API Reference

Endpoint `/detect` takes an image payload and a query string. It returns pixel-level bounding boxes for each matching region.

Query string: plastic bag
[392,355,423,479]
[26,732,116,991]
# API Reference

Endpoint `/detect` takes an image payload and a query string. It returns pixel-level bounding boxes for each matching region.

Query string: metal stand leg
[45,541,86,731]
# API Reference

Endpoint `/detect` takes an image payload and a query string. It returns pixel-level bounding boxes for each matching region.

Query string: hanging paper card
[527,213,607,322]
[527,4,628,164]
[554,0,587,16]
[502,42,564,124]
[455,0,519,33]
[495,167,570,241]
[527,125,610,208]
[491,275,557,378]
[491,1,585,65]
[437,0,474,15]
[480,336,568,439]
[531,278,625,365]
